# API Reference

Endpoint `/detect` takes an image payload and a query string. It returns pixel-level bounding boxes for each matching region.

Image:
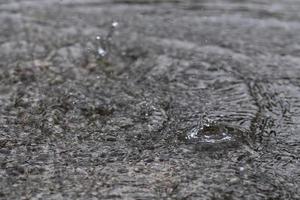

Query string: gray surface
[0,0,299,199]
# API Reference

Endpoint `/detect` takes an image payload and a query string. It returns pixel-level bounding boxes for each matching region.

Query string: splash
[94,21,119,59]
[185,116,249,148]
[187,121,234,144]
[97,47,107,57]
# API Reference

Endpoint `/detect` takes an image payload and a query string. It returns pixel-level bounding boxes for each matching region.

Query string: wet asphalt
[0,0,299,199]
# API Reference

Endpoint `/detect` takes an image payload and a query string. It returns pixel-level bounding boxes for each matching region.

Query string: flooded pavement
[0,0,299,199]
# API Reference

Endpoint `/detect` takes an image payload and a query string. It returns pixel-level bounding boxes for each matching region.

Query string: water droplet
[97,47,106,57]
[186,127,198,140]
[184,120,250,149]
[186,123,233,144]
[112,21,119,28]
[96,36,101,40]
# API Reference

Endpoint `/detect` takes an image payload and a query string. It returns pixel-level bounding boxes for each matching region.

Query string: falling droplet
[112,21,119,28]
[97,47,106,57]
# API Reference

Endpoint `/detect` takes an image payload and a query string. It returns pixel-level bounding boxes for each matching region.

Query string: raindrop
[239,167,245,172]
[186,122,234,144]
[92,21,120,59]
[187,126,198,140]
[107,20,119,40]
[112,21,119,28]
[97,47,106,57]
[184,117,250,149]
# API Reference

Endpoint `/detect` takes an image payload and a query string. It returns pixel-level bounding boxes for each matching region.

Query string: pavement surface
[0,0,299,199]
